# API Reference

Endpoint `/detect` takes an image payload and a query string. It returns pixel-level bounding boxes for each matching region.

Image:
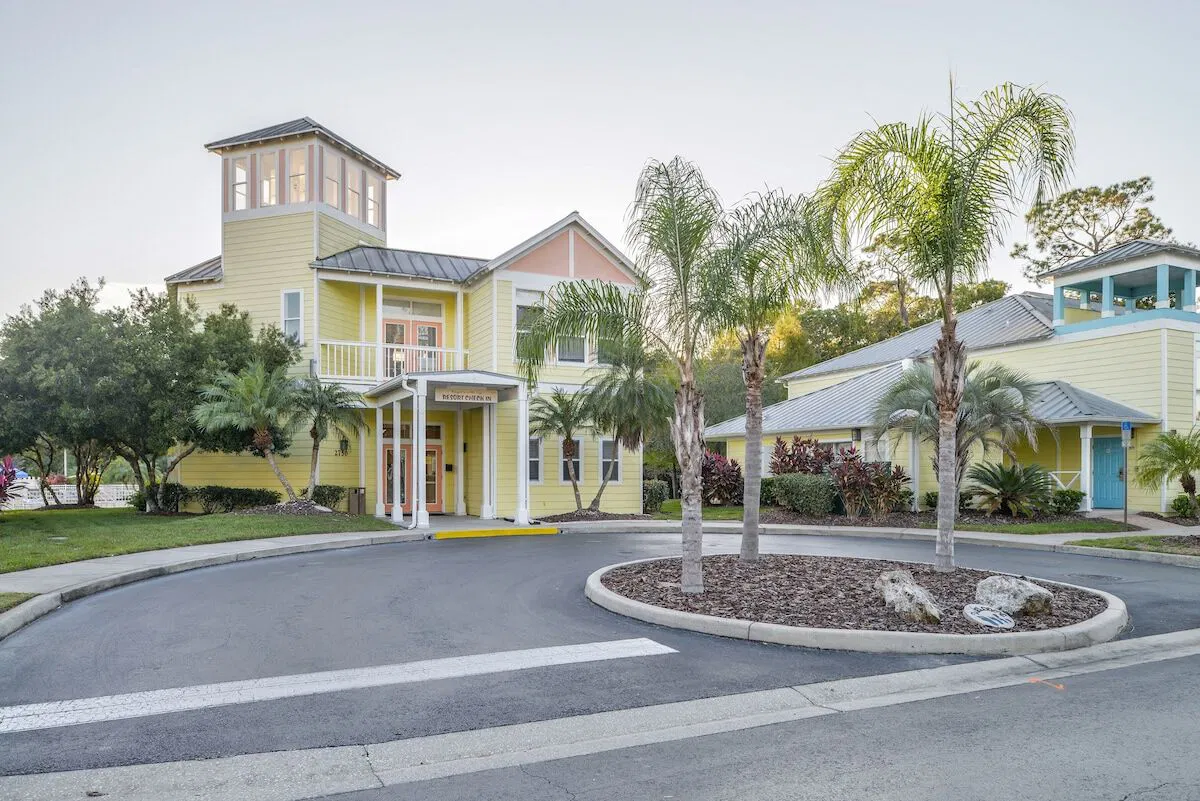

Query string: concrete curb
[585,556,1129,656]
[560,521,1200,569]
[0,531,426,643]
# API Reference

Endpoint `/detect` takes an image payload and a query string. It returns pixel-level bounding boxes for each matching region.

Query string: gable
[504,224,637,284]
[507,231,570,276]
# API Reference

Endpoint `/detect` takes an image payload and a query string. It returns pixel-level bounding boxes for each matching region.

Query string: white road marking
[0,638,675,734]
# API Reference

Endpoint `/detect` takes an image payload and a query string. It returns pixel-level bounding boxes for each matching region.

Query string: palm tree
[702,190,837,562]
[1137,428,1200,513]
[817,82,1074,570]
[294,377,363,502]
[873,361,1041,496]
[529,389,593,511]
[583,338,674,512]
[192,361,300,502]
[518,157,722,592]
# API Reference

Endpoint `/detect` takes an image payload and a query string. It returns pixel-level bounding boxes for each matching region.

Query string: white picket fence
[3,481,138,510]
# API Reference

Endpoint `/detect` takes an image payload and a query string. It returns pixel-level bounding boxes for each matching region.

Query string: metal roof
[781,293,1054,381]
[707,364,1158,439]
[313,247,489,283]
[1041,239,1200,279]
[1028,380,1158,425]
[164,255,222,284]
[203,117,400,179]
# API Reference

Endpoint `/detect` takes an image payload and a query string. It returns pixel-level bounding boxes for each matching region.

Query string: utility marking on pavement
[1027,678,1066,691]
[0,638,676,734]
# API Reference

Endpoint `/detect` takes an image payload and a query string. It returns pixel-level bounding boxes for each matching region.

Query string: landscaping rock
[975,575,1054,617]
[874,569,942,623]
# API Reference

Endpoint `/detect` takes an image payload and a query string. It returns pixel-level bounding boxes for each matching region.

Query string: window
[561,439,582,482]
[367,175,382,226]
[324,150,340,210]
[288,149,307,203]
[424,424,442,441]
[514,289,542,356]
[600,440,620,482]
[346,164,362,218]
[259,151,278,206]
[232,157,248,210]
[557,335,586,363]
[411,301,442,318]
[528,438,542,482]
[282,290,302,343]
[596,335,619,366]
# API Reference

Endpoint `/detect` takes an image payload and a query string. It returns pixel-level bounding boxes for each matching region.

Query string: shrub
[923,491,938,511]
[1170,493,1197,518]
[826,448,909,518]
[967,462,1052,517]
[895,488,914,513]
[769,436,836,475]
[190,485,281,514]
[1047,488,1086,515]
[131,482,189,512]
[773,473,837,516]
[760,476,778,506]
[305,485,347,509]
[128,489,146,511]
[701,451,744,506]
[642,479,669,514]
[0,456,24,507]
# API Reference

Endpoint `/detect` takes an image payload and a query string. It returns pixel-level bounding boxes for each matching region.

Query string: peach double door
[383,444,444,514]
[383,318,445,376]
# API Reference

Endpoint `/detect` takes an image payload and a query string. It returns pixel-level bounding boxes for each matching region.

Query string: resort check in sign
[435,387,498,404]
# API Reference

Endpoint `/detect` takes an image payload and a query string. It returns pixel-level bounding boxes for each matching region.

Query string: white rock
[874,570,942,624]
[975,575,1054,617]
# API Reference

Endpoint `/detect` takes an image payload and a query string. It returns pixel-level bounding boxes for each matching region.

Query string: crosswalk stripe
[0,638,676,733]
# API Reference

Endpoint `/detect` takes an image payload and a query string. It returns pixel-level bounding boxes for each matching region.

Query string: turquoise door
[1092,437,1125,509]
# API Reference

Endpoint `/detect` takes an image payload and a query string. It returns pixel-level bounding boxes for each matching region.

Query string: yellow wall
[466,279,494,372]
[785,368,871,400]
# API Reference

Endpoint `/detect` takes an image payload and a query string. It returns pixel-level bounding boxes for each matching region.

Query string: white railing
[318,340,468,382]
[1050,470,1081,490]
[4,482,138,510]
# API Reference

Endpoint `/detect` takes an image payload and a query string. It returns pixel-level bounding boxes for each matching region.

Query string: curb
[559,521,1200,569]
[585,557,1129,656]
[0,531,426,643]
[434,526,559,540]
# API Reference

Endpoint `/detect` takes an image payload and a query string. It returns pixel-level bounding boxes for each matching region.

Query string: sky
[2,0,1198,317]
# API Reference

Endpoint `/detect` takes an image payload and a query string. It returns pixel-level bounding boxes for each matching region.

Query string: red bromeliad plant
[769,436,836,475]
[827,448,910,518]
[701,451,744,506]
[0,456,24,508]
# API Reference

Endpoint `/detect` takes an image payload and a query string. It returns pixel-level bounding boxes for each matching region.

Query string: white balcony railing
[318,340,468,382]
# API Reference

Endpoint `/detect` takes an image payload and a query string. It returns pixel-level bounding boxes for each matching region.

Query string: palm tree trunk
[672,378,705,593]
[306,431,320,501]
[931,316,967,572]
[565,441,583,511]
[739,333,768,562]
[588,453,618,511]
[263,446,299,502]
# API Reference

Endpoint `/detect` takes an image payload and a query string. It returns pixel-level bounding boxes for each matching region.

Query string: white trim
[455,407,466,515]
[455,288,464,358]
[281,289,304,345]
[598,439,623,486]
[481,404,494,518]
[491,273,499,372]
[1049,252,1200,287]
[560,437,584,485]
[516,385,531,524]
[312,273,320,369]
[1162,328,1170,514]
[312,268,457,292]
[169,280,225,292]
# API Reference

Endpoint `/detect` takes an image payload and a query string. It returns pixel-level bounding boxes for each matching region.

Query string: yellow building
[706,241,1200,514]
[166,118,643,526]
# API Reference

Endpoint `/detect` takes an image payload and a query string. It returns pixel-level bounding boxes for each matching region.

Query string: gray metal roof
[707,364,1158,439]
[313,247,489,283]
[1041,239,1200,279]
[1029,380,1158,425]
[781,293,1054,381]
[164,255,222,284]
[204,117,400,179]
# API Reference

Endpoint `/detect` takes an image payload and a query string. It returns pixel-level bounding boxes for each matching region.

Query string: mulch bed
[1139,512,1200,527]
[232,500,342,516]
[600,554,1108,635]
[540,510,651,523]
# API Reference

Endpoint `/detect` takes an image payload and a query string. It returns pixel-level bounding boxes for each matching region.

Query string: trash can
[348,487,366,515]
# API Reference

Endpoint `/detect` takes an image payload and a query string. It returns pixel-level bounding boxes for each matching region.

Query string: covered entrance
[383,444,444,514]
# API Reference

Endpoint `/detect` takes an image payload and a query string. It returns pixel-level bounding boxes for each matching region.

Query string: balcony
[317,340,468,383]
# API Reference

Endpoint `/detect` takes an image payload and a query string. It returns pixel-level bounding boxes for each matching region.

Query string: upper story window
[557,334,586,363]
[259,151,278,207]
[324,150,341,210]
[281,290,302,343]
[514,289,542,357]
[232,157,248,211]
[367,176,382,226]
[288,149,307,203]
[346,164,362,218]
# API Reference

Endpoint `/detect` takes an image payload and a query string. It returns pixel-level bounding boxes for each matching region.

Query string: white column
[415,383,429,528]
[375,283,384,381]
[481,403,494,519]
[312,273,321,375]
[908,432,920,511]
[455,407,466,515]
[375,406,385,517]
[391,400,404,524]
[1080,423,1094,512]
[515,387,531,525]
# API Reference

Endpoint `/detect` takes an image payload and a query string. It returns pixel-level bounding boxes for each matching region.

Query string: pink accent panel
[574,231,635,283]
[316,146,323,203]
[249,154,258,208]
[507,232,570,276]
[222,158,229,213]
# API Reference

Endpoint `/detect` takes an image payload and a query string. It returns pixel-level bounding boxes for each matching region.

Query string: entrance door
[1092,437,1125,508]
[382,319,444,374]
[383,443,443,514]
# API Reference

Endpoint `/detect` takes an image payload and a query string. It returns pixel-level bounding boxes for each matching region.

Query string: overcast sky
[2,0,1197,317]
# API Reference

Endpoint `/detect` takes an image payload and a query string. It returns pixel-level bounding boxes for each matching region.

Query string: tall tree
[817,82,1074,571]
[192,362,302,501]
[1011,176,1172,283]
[293,378,363,501]
[519,157,721,592]
[529,389,593,511]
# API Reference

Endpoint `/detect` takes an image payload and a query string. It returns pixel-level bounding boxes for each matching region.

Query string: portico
[363,370,531,528]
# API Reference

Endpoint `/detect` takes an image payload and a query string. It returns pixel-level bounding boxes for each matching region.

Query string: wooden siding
[466,280,494,372]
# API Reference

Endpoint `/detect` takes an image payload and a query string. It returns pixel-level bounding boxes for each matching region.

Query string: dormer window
[259,151,278,206]
[324,150,341,210]
[367,176,382,226]
[288,149,307,203]
[346,164,362,218]
[232,157,248,211]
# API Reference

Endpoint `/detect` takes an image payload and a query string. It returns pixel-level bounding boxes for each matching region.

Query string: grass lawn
[0,508,397,574]
[1068,534,1200,556]
[933,519,1136,535]
[653,500,746,521]
[0,592,35,613]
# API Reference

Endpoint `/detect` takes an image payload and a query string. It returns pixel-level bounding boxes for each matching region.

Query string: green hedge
[772,474,836,516]
[128,482,188,513]
[191,485,281,514]
[760,476,778,506]
[305,485,348,509]
[1048,488,1086,515]
[642,480,669,514]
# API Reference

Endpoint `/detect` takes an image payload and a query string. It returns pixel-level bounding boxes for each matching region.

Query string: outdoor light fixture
[337,437,351,456]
